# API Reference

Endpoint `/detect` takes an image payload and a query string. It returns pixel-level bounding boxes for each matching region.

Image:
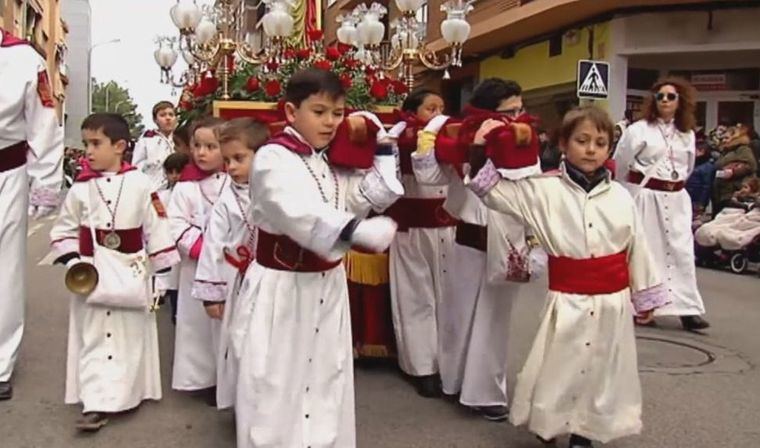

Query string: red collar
[267,130,314,156]
[179,162,218,182]
[76,162,136,182]
[0,29,29,48]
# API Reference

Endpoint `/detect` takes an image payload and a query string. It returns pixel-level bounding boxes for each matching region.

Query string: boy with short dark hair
[50,113,179,432]
[132,101,177,190]
[235,68,401,448]
[412,78,542,421]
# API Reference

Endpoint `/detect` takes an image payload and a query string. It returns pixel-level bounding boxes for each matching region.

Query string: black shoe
[473,405,509,421]
[680,315,710,331]
[536,435,557,446]
[75,412,109,432]
[0,381,12,401]
[416,374,441,398]
[569,434,592,447]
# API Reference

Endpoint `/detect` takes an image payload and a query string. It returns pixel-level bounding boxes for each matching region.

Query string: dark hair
[81,113,131,145]
[285,68,345,107]
[640,76,697,133]
[743,177,760,193]
[401,88,442,113]
[217,118,270,152]
[152,101,175,120]
[190,116,225,138]
[173,124,191,145]
[558,106,614,149]
[469,78,522,111]
[163,152,190,172]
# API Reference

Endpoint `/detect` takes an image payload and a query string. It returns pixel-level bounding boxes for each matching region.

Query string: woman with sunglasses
[614,77,709,331]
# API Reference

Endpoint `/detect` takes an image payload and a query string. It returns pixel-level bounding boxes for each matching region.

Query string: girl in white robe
[467,106,668,447]
[167,117,228,395]
[50,113,179,431]
[192,118,267,409]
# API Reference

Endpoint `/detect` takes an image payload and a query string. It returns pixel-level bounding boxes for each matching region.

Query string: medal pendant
[671,170,679,181]
[103,232,121,250]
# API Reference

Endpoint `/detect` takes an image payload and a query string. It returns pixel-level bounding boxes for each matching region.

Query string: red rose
[179,99,192,111]
[246,76,260,93]
[307,29,324,42]
[393,79,408,94]
[283,49,296,60]
[296,48,312,59]
[365,66,376,76]
[325,46,341,61]
[337,43,352,55]
[342,58,359,70]
[370,81,388,100]
[264,79,281,97]
[313,59,332,71]
[194,75,219,97]
[340,73,353,89]
[266,60,279,71]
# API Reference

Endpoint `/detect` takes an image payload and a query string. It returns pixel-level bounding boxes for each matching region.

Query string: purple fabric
[631,283,670,313]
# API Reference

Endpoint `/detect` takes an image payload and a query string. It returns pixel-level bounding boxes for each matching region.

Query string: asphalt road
[2,218,758,447]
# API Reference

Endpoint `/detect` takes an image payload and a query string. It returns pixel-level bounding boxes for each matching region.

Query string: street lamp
[88,38,121,113]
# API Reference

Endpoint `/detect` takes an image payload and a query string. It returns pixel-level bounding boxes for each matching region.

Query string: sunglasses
[496,107,525,118]
[655,92,679,102]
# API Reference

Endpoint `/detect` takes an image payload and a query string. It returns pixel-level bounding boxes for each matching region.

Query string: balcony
[427,0,720,56]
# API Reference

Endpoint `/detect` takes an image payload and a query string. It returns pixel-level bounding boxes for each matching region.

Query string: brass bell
[65,261,99,295]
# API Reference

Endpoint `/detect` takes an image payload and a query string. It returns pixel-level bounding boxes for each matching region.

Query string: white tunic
[192,181,256,409]
[132,130,175,192]
[469,161,665,443]
[614,119,705,316]
[50,169,179,413]
[0,30,64,382]
[167,172,229,391]
[411,125,527,407]
[387,120,456,377]
[236,127,401,448]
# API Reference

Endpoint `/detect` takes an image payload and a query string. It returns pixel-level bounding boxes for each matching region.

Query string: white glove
[32,205,57,219]
[349,110,390,142]
[65,257,82,270]
[373,155,404,196]
[351,216,398,253]
[528,247,549,280]
[715,169,732,179]
[424,114,451,134]
[387,122,407,140]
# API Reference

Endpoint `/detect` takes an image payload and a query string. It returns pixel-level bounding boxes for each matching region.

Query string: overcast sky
[90,0,213,128]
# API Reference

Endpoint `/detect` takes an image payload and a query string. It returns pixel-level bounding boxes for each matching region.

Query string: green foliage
[91,79,145,139]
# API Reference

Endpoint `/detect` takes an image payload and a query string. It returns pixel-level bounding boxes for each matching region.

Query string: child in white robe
[50,113,179,431]
[235,68,402,448]
[467,106,669,447]
[191,118,268,409]
[167,117,228,400]
[155,152,189,324]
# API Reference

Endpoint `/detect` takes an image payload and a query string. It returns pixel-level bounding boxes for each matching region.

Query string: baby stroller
[694,201,760,274]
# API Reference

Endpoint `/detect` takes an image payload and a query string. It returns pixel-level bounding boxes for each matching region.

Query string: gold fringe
[359,345,392,358]
[344,250,389,286]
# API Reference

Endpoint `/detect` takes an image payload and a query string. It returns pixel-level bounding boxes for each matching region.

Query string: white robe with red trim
[167,172,229,391]
[49,169,179,413]
[132,130,175,192]
[235,127,402,448]
[192,180,256,409]
[0,30,64,383]
[469,161,667,443]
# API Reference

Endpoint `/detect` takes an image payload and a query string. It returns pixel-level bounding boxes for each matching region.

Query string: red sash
[385,197,456,231]
[256,229,341,272]
[0,141,27,173]
[79,226,144,256]
[548,251,630,295]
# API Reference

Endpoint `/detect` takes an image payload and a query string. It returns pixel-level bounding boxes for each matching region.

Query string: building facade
[1,0,68,121]
[61,0,90,148]
[322,0,760,132]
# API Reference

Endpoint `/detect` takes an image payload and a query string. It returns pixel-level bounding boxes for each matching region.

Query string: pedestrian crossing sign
[577,60,609,100]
